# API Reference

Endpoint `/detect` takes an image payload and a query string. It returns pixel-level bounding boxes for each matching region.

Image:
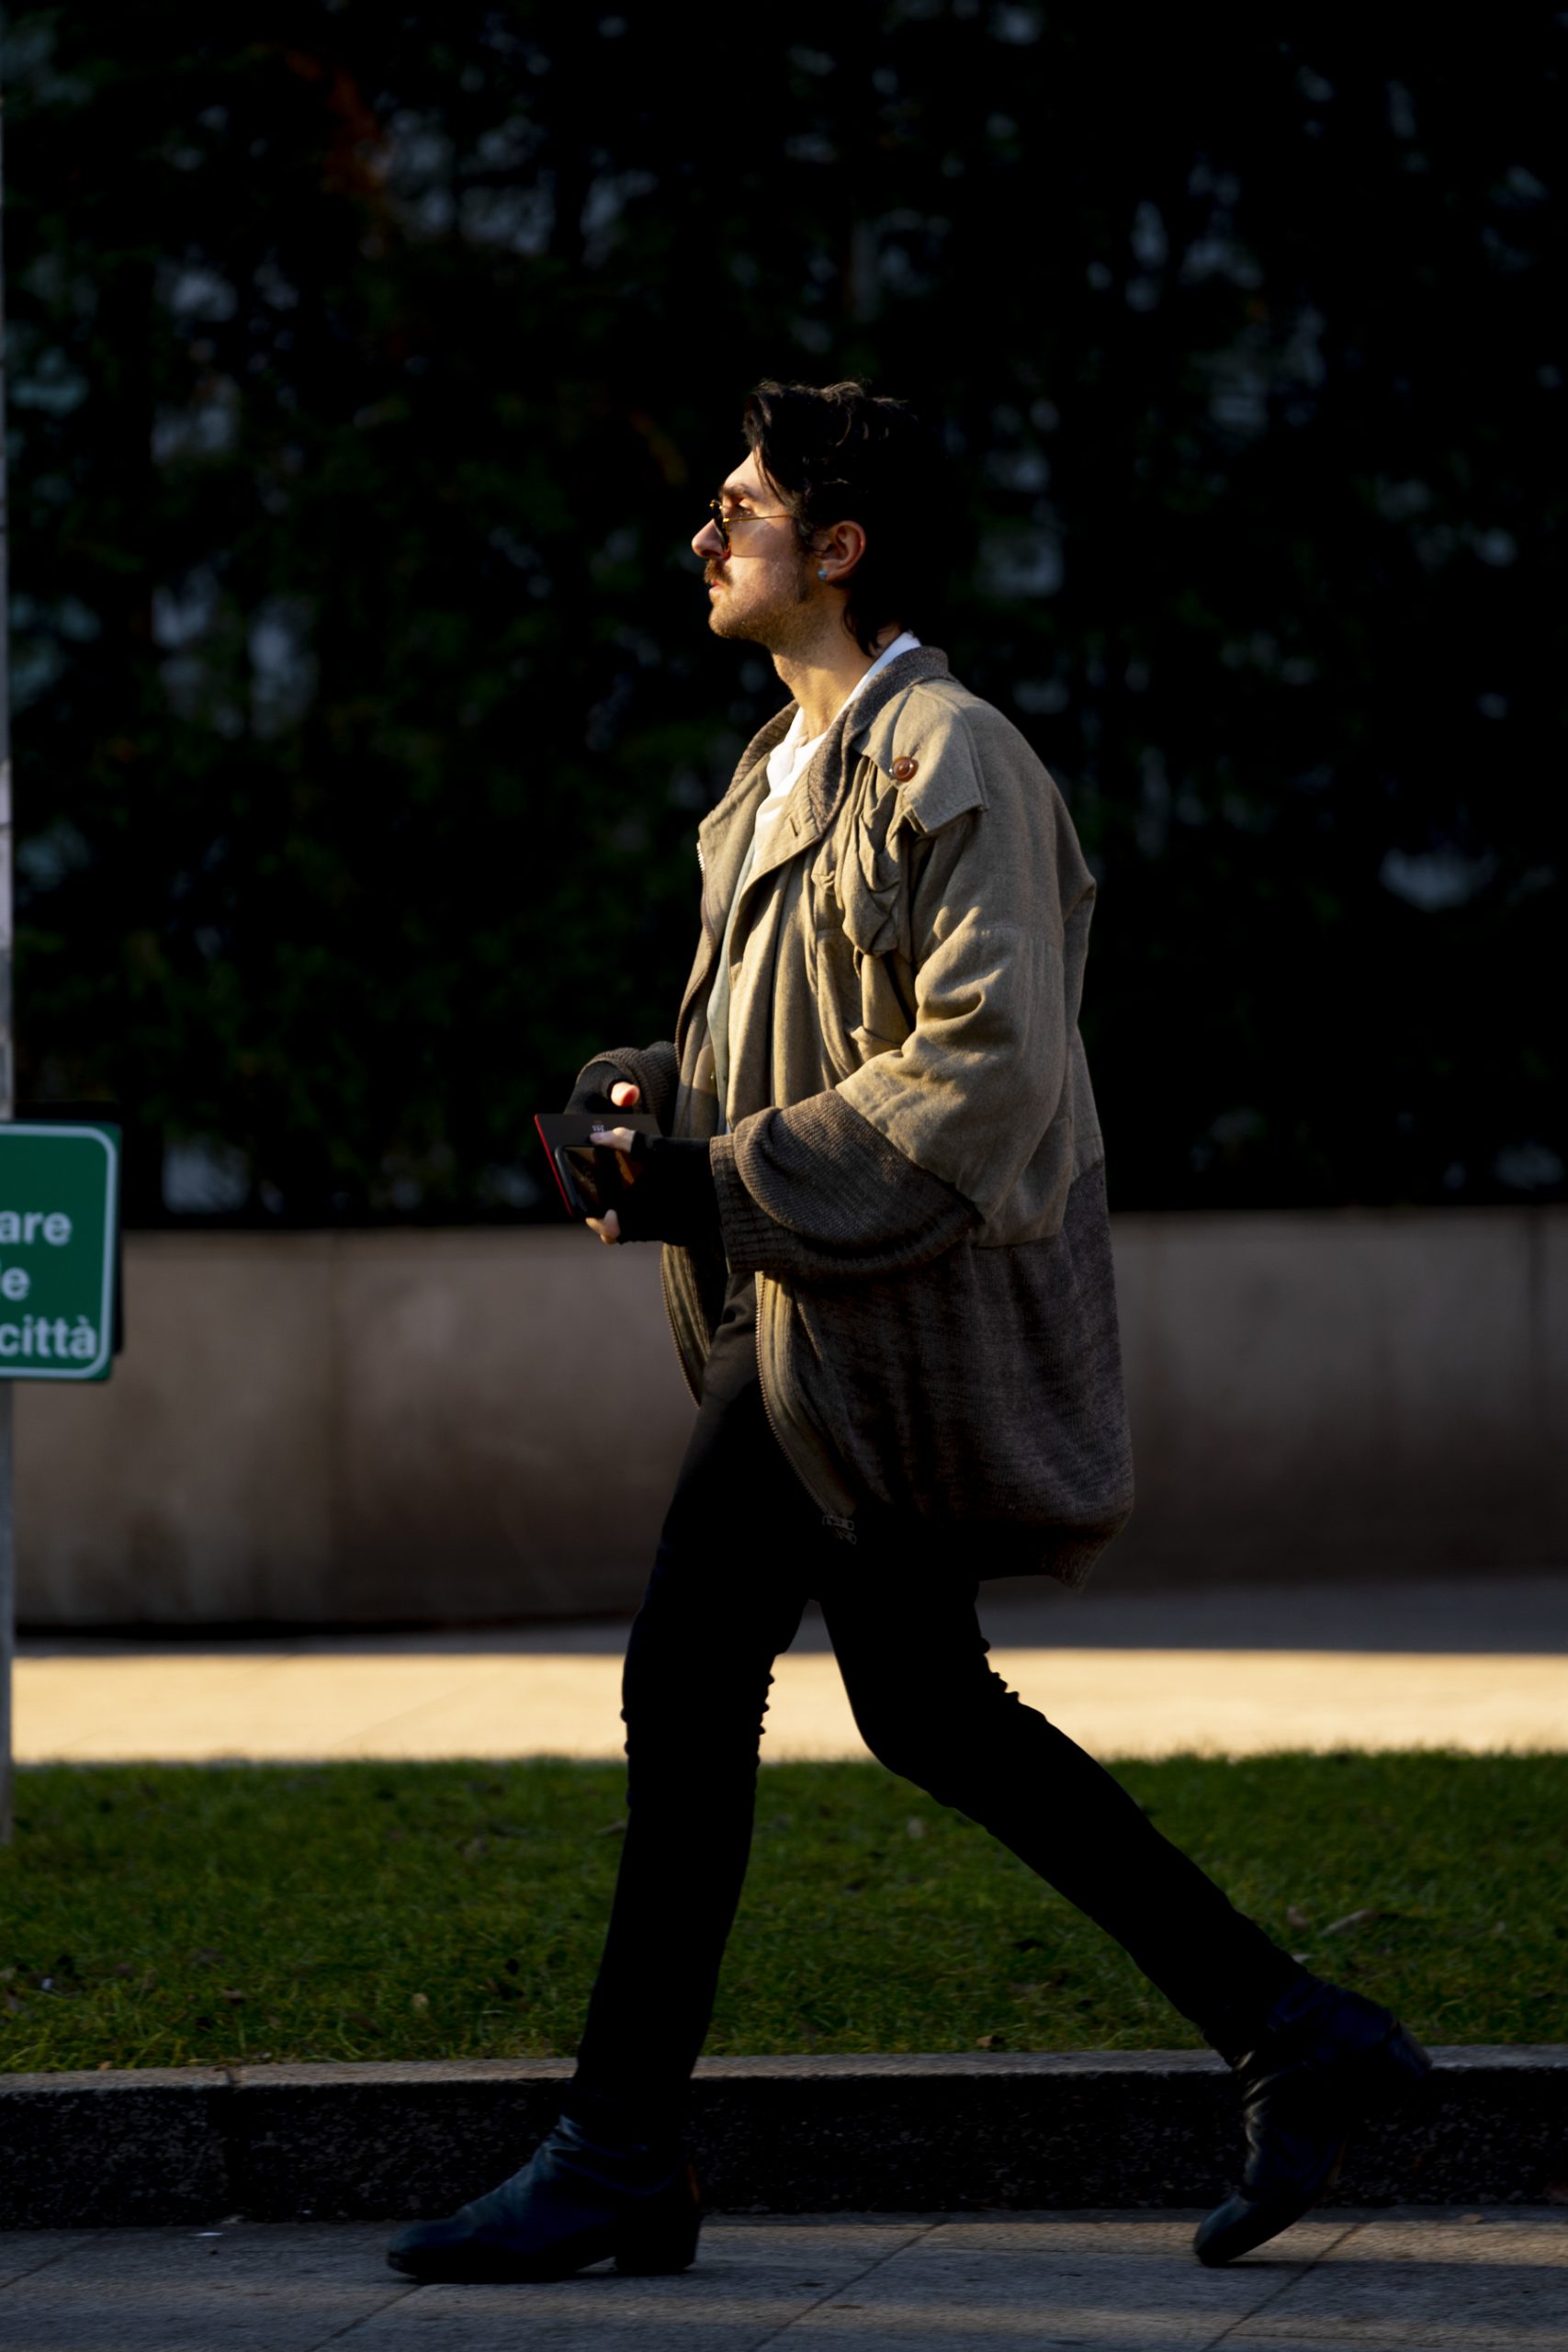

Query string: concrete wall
[17,1232,696,1626]
[1109,1209,1565,1582]
[15,1210,1566,1625]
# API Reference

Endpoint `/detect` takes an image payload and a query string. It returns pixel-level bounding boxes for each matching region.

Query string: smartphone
[532,1111,659,1220]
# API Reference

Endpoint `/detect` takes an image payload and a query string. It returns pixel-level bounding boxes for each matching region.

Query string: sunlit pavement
[3,2209,1566,2348]
[14,1577,1568,1762]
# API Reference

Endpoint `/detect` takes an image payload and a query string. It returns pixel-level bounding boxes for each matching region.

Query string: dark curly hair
[741,379,963,656]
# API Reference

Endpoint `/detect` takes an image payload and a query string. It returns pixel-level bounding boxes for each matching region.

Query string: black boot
[1194,1975,1431,2267]
[386,2109,702,2283]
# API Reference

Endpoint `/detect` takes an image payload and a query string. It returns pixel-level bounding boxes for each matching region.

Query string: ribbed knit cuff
[570,1043,679,1135]
[564,1060,628,1114]
[710,1131,784,1275]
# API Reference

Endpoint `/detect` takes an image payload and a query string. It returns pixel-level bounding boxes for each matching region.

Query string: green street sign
[0,1124,119,1382]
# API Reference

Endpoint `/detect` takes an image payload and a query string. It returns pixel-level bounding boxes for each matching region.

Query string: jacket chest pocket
[808,842,915,1079]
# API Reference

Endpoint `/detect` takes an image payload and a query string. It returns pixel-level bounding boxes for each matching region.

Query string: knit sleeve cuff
[572,1042,680,1135]
[709,1130,782,1275]
[710,1092,975,1281]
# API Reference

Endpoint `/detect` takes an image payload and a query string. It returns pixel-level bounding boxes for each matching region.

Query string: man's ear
[818,518,867,585]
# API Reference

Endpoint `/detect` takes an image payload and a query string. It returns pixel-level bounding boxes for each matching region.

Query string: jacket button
[891,755,918,783]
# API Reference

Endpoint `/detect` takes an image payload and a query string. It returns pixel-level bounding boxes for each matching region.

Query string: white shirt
[751,630,923,854]
[709,633,922,1127]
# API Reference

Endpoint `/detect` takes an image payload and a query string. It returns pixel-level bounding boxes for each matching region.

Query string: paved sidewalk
[15,1577,1568,1763]
[2,2209,1564,2348]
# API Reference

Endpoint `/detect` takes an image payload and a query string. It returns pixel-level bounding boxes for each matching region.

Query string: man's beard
[706,559,817,651]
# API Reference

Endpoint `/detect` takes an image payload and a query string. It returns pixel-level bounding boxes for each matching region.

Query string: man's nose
[693,518,726,560]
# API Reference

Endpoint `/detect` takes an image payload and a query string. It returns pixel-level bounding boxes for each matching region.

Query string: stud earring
[818,568,829,580]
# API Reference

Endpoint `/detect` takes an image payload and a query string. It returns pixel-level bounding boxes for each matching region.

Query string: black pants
[569,1274,1300,2133]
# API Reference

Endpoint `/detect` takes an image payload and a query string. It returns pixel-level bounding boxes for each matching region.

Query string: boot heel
[615,2164,703,2276]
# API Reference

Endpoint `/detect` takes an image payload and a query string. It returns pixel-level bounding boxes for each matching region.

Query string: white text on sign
[0,1212,73,1245]
[0,1209,77,1301]
[0,1317,98,1361]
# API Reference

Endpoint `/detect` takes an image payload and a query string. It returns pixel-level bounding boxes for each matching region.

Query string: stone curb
[2,2048,1563,2229]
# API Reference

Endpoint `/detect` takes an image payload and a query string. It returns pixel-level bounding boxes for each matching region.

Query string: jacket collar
[680,646,952,1051]
[697,645,953,900]
[804,643,950,834]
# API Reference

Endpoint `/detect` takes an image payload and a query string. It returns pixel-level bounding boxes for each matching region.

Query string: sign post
[0,70,124,1848]
[0,55,14,1843]
[0,1127,120,1835]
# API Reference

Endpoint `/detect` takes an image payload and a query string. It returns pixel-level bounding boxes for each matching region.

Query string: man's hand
[585,1081,639,1242]
[585,1120,714,1247]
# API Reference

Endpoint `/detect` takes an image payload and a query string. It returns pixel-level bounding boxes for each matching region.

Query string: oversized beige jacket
[590,645,1134,1585]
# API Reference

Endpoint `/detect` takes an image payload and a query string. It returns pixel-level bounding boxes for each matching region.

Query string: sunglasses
[705,497,795,556]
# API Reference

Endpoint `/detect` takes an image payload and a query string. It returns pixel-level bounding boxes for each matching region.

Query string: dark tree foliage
[3,5,1563,1220]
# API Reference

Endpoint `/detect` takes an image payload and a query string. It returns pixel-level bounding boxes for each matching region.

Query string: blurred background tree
[3,3,1562,1221]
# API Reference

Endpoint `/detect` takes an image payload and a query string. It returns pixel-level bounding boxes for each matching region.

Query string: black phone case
[532,1111,659,1219]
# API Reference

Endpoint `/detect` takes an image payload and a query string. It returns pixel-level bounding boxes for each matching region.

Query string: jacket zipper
[660,1246,704,1406]
[752,1274,858,1538]
[660,1250,849,1542]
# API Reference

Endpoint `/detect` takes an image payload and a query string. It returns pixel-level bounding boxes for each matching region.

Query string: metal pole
[0,65,16,1845]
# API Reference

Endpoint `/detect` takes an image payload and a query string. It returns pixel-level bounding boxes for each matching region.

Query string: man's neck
[773,620,903,740]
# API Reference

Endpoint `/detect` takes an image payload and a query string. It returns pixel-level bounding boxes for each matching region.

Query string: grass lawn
[1,1753,1562,2073]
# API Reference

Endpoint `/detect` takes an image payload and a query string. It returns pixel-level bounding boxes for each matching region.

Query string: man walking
[389,379,1427,2284]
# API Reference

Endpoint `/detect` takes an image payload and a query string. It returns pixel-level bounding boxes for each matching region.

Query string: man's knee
[851,1693,958,1791]
[622,1631,775,1763]
[850,1670,1028,1794]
